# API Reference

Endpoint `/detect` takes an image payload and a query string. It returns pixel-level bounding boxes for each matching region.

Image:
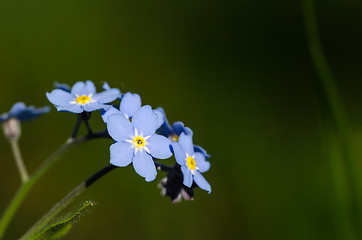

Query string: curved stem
[21,161,174,239]
[10,140,28,183]
[0,131,109,240]
[302,0,359,238]
[20,164,117,240]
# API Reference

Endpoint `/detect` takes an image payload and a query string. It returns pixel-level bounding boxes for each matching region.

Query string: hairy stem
[21,161,174,239]
[20,164,117,240]
[0,131,108,240]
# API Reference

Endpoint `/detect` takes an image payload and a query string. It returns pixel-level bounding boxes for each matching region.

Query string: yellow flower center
[76,95,91,104]
[133,136,146,149]
[170,134,179,142]
[186,156,196,170]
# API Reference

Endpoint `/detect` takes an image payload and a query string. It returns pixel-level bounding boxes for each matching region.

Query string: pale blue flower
[46,80,120,113]
[172,133,211,193]
[102,92,164,128]
[107,105,172,182]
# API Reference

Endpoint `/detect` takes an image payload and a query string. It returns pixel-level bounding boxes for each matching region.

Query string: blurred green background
[0,0,362,239]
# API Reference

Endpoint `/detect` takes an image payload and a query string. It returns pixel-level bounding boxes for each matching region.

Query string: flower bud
[3,118,21,141]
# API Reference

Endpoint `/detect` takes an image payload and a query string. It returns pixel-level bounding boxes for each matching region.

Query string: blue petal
[46,90,75,106]
[84,80,97,95]
[171,122,186,136]
[193,171,211,193]
[148,135,172,159]
[34,106,51,115]
[153,109,164,129]
[93,89,120,103]
[119,92,141,118]
[181,165,193,188]
[71,81,86,95]
[194,145,211,158]
[101,107,120,123]
[172,122,193,136]
[56,104,83,113]
[171,142,186,165]
[54,82,71,92]
[194,152,210,173]
[184,127,193,136]
[133,151,157,182]
[178,133,194,155]
[132,105,157,136]
[107,114,134,142]
[110,142,134,167]
[9,102,26,116]
[155,107,172,137]
[16,106,51,121]
[84,102,111,112]
[102,82,111,90]
[71,81,96,95]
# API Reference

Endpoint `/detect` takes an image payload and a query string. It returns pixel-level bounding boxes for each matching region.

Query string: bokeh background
[0,0,362,239]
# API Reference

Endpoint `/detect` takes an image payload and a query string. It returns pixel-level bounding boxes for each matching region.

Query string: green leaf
[27,200,96,240]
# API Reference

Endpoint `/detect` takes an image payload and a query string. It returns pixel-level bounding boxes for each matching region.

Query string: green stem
[10,140,29,183]
[20,164,116,240]
[319,116,355,239]
[302,0,360,238]
[0,134,97,240]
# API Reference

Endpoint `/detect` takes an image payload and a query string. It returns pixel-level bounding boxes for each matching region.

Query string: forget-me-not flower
[102,92,164,129]
[0,102,50,122]
[172,133,211,193]
[107,105,172,182]
[46,80,120,113]
[157,107,210,158]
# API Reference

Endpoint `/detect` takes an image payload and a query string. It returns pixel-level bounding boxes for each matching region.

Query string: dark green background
[0,0,362,239]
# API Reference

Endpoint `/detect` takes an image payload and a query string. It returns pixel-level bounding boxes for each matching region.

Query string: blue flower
[172,133,211,193]
[0,102,50,122]
[46,80,120,113]
[157,107,210,158]
[107,105,173,182]
[102,92,164,128]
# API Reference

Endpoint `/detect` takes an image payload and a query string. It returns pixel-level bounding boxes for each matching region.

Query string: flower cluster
[46,80,212,200]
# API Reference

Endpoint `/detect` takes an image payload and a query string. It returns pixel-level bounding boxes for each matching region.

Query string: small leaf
[28,200,96,240]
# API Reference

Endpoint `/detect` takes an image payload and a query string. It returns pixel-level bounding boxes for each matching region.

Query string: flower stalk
[20,162,175,239]
[0,130,108,240]
[9,139,28,183]
[20,164,117,240]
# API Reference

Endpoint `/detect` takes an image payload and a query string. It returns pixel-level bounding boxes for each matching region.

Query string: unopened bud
[3,118,21,141]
